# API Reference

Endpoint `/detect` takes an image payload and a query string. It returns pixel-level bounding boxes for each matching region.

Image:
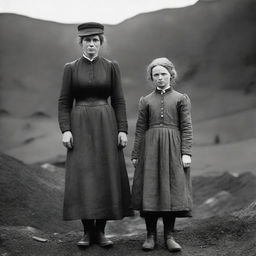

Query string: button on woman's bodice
[73,56,112,101]
[58,56,128,133]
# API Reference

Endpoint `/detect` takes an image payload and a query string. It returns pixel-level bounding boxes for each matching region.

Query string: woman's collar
[82,54,99,62]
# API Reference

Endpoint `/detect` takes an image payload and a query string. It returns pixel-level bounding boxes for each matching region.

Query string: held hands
[182,154,191,168]
[118,132,128,148]
[62,131,73,149]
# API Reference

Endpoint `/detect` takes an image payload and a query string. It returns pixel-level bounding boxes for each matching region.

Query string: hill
[0,0,255,119]
[1,0,256,164]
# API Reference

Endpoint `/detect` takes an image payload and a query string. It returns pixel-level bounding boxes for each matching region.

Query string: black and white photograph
[0,0,256,255]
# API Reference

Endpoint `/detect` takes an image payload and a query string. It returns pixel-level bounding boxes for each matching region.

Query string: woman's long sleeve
[131,97,148,159]
[58,63,74,133]
[179,94,193,156]
[110,61,128,133]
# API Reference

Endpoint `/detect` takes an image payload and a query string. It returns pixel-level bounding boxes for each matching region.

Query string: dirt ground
[1,216,255,256]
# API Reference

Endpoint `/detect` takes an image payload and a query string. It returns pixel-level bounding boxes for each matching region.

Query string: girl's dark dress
[131,88,193,217]
[58,56,132,220]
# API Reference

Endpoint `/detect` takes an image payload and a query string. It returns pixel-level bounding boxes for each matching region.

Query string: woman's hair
[146,57,178,85]
[78,34,105,46]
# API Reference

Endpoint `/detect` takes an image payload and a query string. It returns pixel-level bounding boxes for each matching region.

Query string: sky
[0,0,199,24]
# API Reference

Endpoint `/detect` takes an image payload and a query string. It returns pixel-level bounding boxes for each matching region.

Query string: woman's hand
[62,131,73,149]
[118,132,128,148]
[182,154,191,168]
[131,159,138,168]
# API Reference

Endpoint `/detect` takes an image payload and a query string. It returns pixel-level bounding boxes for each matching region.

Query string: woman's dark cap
[77,22,104,37]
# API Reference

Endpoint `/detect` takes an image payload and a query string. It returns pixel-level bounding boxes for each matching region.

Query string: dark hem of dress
[63,212,134,221]
[140,210,192,218]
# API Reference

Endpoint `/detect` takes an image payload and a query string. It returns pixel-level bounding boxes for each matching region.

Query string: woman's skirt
[131,126,193,217]
[63,103,133,220]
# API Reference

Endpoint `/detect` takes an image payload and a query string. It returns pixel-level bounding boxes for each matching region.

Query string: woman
[131,57,193,252]
[58,22,133,247]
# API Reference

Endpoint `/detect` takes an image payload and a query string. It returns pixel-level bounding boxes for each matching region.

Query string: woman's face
[151,65,171,89]
[82,35,101,58]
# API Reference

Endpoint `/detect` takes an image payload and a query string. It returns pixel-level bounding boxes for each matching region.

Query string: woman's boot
[142,215,158,251]
[163,216,181,252]
[77,219,95,247]
[95,219,113,247]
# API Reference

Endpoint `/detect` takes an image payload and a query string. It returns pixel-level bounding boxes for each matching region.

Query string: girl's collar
[155,86,172,94]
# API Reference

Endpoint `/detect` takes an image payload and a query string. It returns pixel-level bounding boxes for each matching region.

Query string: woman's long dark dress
[58,56,132,220]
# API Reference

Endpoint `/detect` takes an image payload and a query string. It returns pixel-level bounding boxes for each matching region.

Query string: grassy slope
[0,0,256,174]
[0,0,255,118]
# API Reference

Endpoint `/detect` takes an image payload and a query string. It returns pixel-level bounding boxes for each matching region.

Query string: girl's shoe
[77,233,91,247]
[142,233,156,251]
[96,231,113,247]
[165,235,181,252]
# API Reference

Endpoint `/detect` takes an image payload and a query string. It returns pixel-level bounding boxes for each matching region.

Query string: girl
[131,57,193,252]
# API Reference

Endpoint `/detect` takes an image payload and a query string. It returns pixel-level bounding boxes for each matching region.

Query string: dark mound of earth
[0,152,256,234]
[0,153,78,233]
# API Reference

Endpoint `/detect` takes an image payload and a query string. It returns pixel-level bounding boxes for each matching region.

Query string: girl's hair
[146,57,178,85]
[78,34,105,46]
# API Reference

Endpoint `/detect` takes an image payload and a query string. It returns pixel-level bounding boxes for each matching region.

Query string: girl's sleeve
[179,94,193,156]
[131,97,148,159]
[110,61,128,133]
[58,63,74,133]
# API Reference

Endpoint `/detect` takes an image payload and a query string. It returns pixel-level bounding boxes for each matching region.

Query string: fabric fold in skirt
[132,127,193,217]
[63,103,133,220]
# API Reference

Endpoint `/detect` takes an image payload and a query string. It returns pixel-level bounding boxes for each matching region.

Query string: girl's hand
[62,131,73,149]
[131,159,138,168]
[118,132,128,148]
[182,154,191,168]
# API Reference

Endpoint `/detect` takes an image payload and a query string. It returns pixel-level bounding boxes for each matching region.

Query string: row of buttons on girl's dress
[160,90,165,126]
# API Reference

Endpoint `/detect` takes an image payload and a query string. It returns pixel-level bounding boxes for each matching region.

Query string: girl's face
[151,65,171,89]
[82,35,101,58]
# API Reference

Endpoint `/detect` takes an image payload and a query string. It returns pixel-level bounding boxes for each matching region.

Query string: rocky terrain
[0,153,255,255]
